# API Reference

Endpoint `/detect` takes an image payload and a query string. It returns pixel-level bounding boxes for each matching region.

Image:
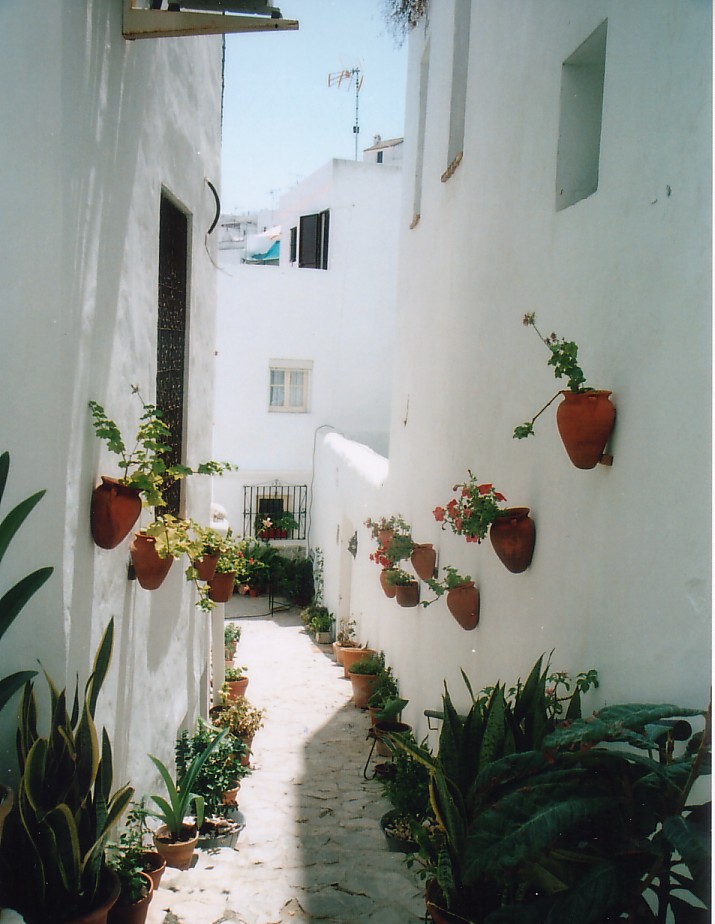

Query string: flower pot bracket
[423,707,467,732]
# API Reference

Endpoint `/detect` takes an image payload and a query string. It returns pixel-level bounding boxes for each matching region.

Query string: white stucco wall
[212,158,401,533]
[0,1,223,792]
[311,0,711,731]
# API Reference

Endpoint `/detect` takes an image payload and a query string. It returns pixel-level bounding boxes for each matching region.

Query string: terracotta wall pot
[348,671,378,708]
[446,582,479,630]
[91,477,142,549]
[489,507,536,573]
[67,868,121,924]
[152,824,198,870]
[225,677,249,701]
[129,533,173,590]
[193,552,220,582]
[208,570,236,602]
[141,851,166,891]
[377,528,394,548]
[341,647,376,679]
[107,871,153,924]
[379,569,397,598]
[556,390,616,469]
[395,582,420,608]
[410,543,436,581]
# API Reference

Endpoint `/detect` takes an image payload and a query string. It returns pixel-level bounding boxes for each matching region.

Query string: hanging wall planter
[380,569,398,598]
[129,532,173,590]
[193,552,220,582]
[208,570,236,602]
[556,390,616,469]
[489,507,536,573]
[410,543,436,581]
[91,477,142,549]
[446,582,479,631]
[395,581,420,608]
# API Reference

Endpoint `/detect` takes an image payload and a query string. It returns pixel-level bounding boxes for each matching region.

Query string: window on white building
[268,360,312,412]
[298,210,329,269]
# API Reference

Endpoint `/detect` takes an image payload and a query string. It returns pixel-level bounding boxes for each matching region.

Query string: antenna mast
[328,66,363,160]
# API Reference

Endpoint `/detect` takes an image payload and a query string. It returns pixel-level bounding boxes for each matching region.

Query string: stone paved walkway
[146,598,425,924]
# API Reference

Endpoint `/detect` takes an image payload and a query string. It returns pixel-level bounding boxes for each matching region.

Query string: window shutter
[299,213,319,268]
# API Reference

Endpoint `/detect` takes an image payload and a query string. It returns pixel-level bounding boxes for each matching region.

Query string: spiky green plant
[0,451,53,712]
[0,618,134,922]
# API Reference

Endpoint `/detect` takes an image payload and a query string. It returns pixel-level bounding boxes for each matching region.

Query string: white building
[212,155,402,547]
[309,0,712,727]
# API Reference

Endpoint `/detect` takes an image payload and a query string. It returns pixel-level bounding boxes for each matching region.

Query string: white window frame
[268,359,312,413]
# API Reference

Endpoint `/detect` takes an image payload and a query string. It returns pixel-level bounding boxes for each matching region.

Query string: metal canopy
[122,0,298,40]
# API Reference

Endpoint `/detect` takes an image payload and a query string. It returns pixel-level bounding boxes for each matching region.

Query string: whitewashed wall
[212,158,401,535]
[0,1,223,793]
[311,0,711,732]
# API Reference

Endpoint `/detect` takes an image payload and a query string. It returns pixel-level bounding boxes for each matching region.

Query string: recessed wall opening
[444,0,471,180]
[555,19,607,211]
[412,40,430,226]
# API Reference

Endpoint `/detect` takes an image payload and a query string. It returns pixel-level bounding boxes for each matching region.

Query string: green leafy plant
[106,804,151,908]
[380,732,431,823]
[0,619,134,922]
[142,514,202,561]
[335,618,356,647]
[364,515,410,540]
[514,312,594,438]
[348,652,385,675]
[224,665,247,682]
[88,387,235,507]
[300,604,333,634]
[212,697,264,740]
[422,566,472,607]
[0,451,53,713]
[256,511,299,536]
[383,567,418,587]
[365,515,413,569]
[175,720,249,819]
[224,623,241,647]
[148,726,228,842]
[433,471,507,543]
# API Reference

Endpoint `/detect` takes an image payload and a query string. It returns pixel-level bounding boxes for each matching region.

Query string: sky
[220,0,409,215]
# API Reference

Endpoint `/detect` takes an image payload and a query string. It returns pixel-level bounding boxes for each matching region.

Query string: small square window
[269,365,311,412]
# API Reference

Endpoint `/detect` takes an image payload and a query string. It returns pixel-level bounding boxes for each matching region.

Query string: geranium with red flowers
[433,471,507,543]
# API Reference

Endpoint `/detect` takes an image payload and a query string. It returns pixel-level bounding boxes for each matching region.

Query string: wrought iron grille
[243,484,307,540]
[157,194,188,516]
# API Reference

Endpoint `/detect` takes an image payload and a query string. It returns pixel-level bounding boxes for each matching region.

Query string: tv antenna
[328,66,363,160]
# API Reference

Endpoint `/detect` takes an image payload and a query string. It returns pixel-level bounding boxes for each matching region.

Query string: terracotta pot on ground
[152,823,198,870]
[193,553,220,582]
[556,390,616,469]
[67,868,121,924]
[410,543,436,581]
[129,533,173,590]
[222,781,240,806]
[340,647,376,679]
[225,677,249,701]
[446,582,479,630]
[141,851,166,891]
[348,670,378,709]
[374,720,412,757]
[395,582,420,608]
[333,641,357,664]
[489,507,536,573]
[208,571,236,602]
[107,871,153,924]
[379,569,397,598]
[90,477,142,550]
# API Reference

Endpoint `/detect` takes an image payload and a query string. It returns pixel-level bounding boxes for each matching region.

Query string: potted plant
[208,532,246,603]
[88,388,235,548]
[433,471,508,544]
[224,622,241,658]
[0,451,53,843]
[364,514,410,549]
[256,511,299,540]
[332,618,358,664]
[347,651,384,709]
[114,800,166,892]
[0,619,134,923]
[210,696,264,767]
[301,604,334,643]
[223,665,249,701]
[105,839,154,924]
[378,732,431,854]
[367,661,404,724]
[384,568,420,607]
[130,514,201,591]
[187,523,227,582]
[366,515,414,595]
[514,312,616,468]
[422,566,480,631]
[175,720,249,849]
[340,644,377,679]
[148,727,229,870]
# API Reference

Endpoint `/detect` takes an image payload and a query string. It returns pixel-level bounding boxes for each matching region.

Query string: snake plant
[0,618,134,922]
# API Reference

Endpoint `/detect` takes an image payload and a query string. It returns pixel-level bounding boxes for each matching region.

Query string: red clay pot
[91,477,142,549]
[141,851,166,891]
[410,543,436,581]
[66,868,121,924]
[225,677,249,701]
[129,533,173,590]
[380,569,398,598]
[107,871,153,924]
[152,824,198,871]
[348,671,378,708]
[556,390,616,469]
[341,647,376,679]
[377,528,394,548]
[395,582,420,608]
[193,552,220,582]
[446,582,479,630]
[208,570,236,602]
[489,507,536,573]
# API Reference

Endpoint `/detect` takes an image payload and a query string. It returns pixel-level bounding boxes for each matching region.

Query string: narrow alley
[146,598,425,924]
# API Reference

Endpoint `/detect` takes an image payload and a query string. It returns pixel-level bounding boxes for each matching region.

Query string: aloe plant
[149,726,228,840]
[0,618,134,922]
[391,658,710,923]
[0,451,53,713]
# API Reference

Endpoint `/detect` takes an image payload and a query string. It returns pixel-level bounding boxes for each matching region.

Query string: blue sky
[220,0,408,214]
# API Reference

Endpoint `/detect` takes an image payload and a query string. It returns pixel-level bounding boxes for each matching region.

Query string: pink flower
[478,484,493,496]
[433,506,445,522]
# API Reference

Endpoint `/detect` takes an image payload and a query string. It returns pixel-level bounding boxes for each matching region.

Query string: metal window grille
[157,194,188,516]
[243,484,307,540]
